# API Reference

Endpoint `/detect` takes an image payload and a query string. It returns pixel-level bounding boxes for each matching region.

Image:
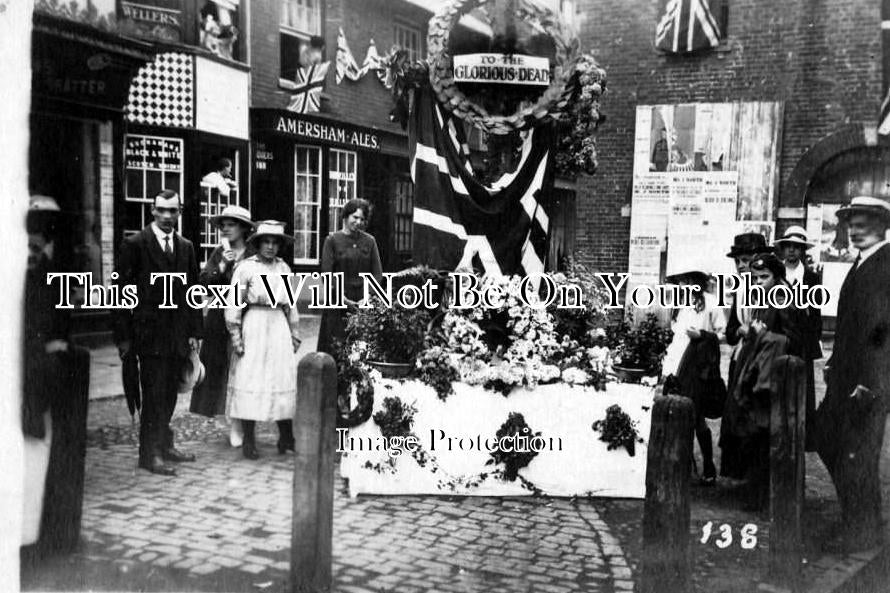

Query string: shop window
[198,151,242,264]
[394,21,422,62]
[124,135,184,238]
[293,145,323,264]
[328,149,357,234]
[280,0,322,81]
[393,177,414,256]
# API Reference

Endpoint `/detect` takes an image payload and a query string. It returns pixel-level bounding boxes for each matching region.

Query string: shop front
[250,109,413,272]
[30,12,155,335]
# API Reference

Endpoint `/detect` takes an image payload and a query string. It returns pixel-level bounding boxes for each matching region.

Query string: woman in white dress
[225,221,301,459]
[661,270,726,485]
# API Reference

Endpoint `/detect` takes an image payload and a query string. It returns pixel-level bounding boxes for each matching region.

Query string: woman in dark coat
[719,253,806,511]
[189,206,255,442]
[316,198,383,357]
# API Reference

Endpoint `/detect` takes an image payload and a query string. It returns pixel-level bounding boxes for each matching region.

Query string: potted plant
[345,299,431,378]
[610,314,673,383]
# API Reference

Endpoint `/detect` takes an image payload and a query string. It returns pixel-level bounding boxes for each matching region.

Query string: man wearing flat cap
[113,189,203,476]
[815,196,890,551]
[775,226,823,450]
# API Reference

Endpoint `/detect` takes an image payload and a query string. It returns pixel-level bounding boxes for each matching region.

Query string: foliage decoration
[611,313,673,375]
[592,404,644,457]
[486,412,541,481]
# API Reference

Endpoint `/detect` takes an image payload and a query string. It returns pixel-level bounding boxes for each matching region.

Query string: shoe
[162,447,196,463]
[243,442,260,460]
[277,439,295,454]
[139,455,176,476]
[229,420,243,448]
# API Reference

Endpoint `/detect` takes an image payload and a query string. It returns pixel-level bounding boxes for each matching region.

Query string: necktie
[850,254,861,273]
[164,236,174,263]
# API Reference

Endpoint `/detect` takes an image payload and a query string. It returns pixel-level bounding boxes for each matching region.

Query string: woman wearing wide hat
[190,205,256,447]
[225,221,301,459]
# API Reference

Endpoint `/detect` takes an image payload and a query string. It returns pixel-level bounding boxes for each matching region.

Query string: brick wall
[574,0,882,273]
[251,0,430,137]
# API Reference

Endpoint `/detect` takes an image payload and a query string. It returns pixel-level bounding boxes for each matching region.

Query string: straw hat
[836,196,890,224]
[29,195,61,212]
[177,350,206,394]
[247,220,295,246]
[210,205,255,229]
[774,225,814,249]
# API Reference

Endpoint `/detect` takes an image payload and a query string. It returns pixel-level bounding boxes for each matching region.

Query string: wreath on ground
[334,341,375,428]
[591,404,644,457]
[427,0,589,135]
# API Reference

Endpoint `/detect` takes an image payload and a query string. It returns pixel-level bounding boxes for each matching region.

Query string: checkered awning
[127,52,194,128]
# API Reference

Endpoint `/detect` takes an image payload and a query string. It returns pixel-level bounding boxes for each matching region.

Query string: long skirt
[317,308,346,358]
[190,310,230,417]
[226,308,297,421]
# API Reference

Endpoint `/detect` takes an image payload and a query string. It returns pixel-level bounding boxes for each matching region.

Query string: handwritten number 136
[700,521,758,549]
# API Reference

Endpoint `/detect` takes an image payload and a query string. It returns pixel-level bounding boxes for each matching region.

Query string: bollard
[291,353,338,593]
[639,394,695,593]
[768,355,806,588]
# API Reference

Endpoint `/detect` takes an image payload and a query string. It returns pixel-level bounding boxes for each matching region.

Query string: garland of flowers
[427,0,586,135]
[591,404,644,457]
[334,341,375,428]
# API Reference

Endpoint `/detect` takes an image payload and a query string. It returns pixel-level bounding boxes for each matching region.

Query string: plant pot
[613,365,648,384]
[367,361,413,378]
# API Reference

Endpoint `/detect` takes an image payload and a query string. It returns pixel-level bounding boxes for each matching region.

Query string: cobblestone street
[19,336,890,593]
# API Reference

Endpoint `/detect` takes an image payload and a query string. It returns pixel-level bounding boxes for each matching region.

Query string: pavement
[19,327,890,593]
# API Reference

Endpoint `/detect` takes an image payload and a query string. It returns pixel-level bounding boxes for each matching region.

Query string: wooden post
[639,394,695,593]
[769,355,806,588]
[291,353,338,593]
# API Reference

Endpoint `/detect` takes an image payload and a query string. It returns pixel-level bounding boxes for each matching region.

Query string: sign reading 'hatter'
[453,54,551,86]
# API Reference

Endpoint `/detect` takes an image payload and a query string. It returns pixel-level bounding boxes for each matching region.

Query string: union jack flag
[655,0,721,54]
[281,61,330,114]
[880,87,890,136]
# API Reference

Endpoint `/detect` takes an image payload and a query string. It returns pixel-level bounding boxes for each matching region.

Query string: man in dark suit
[114,189,203,476]
[775,226,823,451]
[816,196,890,551]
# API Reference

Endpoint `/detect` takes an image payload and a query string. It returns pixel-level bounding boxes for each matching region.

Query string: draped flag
[880,88,890,136]
[408,86,555,277]
[281,61,329,113]
[336,27,364,83]
[362,38,391,88]
[655,0,721,54]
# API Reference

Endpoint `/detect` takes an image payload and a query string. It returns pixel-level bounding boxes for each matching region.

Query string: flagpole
[881,0,890,137]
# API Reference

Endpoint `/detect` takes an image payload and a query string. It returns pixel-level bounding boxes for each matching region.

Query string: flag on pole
[362,38,392,88]
[281,61,329,114]
[655,0,721,54]
[336,27,364,83]
[408,86,555,277]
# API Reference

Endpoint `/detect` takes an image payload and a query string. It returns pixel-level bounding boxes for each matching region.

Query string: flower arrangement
[592,404,644,457]
[611,313,673,375]
[487,412,541,482]
[345,298,432,364]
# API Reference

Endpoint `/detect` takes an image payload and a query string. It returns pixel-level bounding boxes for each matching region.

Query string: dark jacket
[816,244,890,457]
[797,266,823,360]
[676,330,726,419]
[113,226,203,357]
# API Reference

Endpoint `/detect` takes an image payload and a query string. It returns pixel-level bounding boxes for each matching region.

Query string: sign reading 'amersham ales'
[452,54,551,86]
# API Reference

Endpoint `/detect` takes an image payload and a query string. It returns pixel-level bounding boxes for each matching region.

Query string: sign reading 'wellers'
[453,54,551,86]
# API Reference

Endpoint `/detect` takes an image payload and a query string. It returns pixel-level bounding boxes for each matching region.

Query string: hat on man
[664,270,711,289]
[210,205,255,229]
[248,220,295,246]
[29,195,61,212]
[178,349,206,395]
[774,225,814,250]
[836,196,890,224]
[726,232,773,258]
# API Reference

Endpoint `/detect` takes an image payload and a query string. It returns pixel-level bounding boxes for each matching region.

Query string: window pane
[126,169,143,199]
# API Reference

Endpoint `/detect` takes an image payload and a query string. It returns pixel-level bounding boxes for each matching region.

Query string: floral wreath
[427,0,584,134]
[336,353,375,428]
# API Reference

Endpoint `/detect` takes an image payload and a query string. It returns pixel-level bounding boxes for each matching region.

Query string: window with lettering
[294,146,323,264]
[124,135,184,237]
[280,0,322,81]
[394,21,422,62]
[328,149,357,235]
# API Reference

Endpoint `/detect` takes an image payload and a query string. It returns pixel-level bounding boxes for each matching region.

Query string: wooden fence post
[291,353,338,593]
[769,355,806,588]
[640,394,695,593]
